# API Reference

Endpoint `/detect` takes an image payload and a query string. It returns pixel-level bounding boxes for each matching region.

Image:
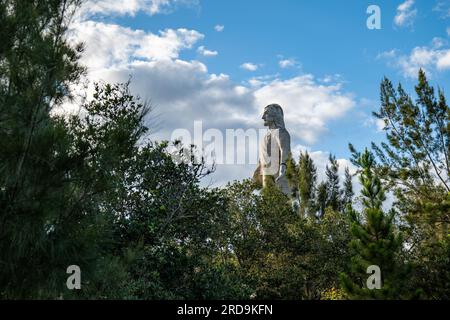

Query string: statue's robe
[253,127,291,195]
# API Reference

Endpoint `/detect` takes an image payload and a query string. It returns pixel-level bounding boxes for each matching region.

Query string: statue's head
[262,104,285,129]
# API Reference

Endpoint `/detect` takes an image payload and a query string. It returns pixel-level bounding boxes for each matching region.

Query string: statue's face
[262,107,276,127]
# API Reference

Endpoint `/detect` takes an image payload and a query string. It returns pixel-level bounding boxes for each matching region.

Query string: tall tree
[342,167,354,209]
[372,70,449,236]
[340,149,412,299]
[316,182,327,219]
[0,0,93,298]
[370,70,450,298]
[298,151,317,217]
[285,153,299,199]
[325,155,341,212]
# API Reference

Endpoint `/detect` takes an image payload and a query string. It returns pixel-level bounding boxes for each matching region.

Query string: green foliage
[325,155,341,213]
[287,151,351,220]
[411,233,450,299]
[315,182,328,219]
[371,70,450,299]
[222,180,351,300]
[372,69,449,229]
[342,167,354,209]
[0,0,96,298]
[408,193,450,299]
[321,287,347,300]
[298,152,317,218]
[341,150,413,299]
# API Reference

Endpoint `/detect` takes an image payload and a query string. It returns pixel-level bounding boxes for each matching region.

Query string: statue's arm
[274,129,290,181]
[278,129,291,167]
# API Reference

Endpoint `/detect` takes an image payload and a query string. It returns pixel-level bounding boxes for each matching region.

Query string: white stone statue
[253,104,291,195]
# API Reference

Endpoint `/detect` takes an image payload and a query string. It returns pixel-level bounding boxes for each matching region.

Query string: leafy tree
[222,180,263,271]
[113,143,242,299]
[75,82,245,300]
[318,208,351,299]
[408,193,450,299]
[222,179,352,300]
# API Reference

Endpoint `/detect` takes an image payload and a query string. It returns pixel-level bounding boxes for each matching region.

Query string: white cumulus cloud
[70,21,204,72]
[197,46,218,57]
[71,19,356,145]
[378,38,450,78]
[79,0,199,18]
[240,63,259,72]
[279,58,298,69]
[394,0,417,27]
[254,75,355,143]
[214,25,225,32]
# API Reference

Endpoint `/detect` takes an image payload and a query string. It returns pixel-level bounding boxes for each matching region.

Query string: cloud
[319,74,343,84]
[254,75,355,143]
[279,58,298,69]
[434,1,450,19]
[437,50,450,69]
[247,74,280,87]
[214,25,225,32]
[70,21,204,72]
[394,0,417,27]
[71,20,356,145]
[432,37,447,49]
[377,49,398,60]
[240,63,259,71]
[197,46,218,57]
[364,117,386,132]
[79,0,199,18]
[378,38,450,78]
[447,27,450,36]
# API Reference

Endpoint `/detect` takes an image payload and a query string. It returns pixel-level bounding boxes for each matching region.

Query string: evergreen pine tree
[371,69,449,298]
[285,153,299,199]
[372,69,449,236]
[340,149,413,299]
[316,182,327,219]
[298,151,317,217]
[325,155,341,212]
[342,167,354,209]
[0,0,90,298]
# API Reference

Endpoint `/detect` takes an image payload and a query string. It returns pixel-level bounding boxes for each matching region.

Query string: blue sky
[73,0,450,186]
